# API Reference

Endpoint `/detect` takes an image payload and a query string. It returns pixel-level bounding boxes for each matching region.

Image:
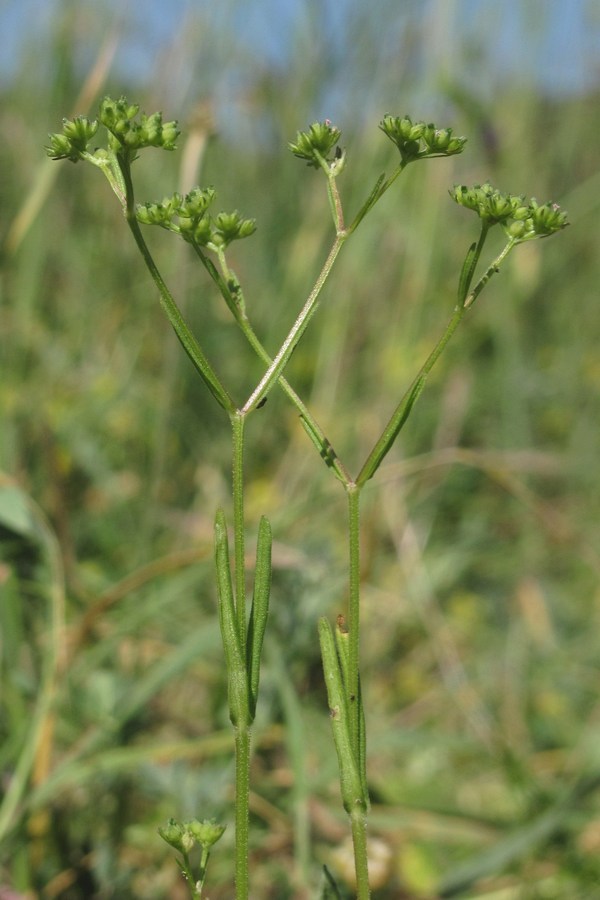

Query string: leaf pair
[214,510,272,727]
[318,617,369,815]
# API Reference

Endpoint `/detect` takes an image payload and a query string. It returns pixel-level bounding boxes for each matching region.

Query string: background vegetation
[1,1,599,896]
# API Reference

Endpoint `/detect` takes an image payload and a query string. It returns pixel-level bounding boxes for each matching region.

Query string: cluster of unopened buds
[288,119,344,170]
[45,96,179,163]
[158,817,226,854]
[450,182,569,239]
[136,187,256,249]
[379,113,467,161]
[289,113,467,171]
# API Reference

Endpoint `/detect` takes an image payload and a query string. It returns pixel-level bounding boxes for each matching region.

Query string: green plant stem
[242,234,346,414]
[230,412,251,900]
[193,244,351,483]
[356,302,465,486]
[464,235,516,308]
[231,411,247,645]
[346,483,362,755]
[357,229,521,485]
[234,725,251,899]
[326,169,345,232]
[350,808,371,900]
[347,163,404,234]
[115,156,236,413]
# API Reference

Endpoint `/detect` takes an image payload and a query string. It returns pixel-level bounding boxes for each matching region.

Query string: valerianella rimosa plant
[46,98,568,899]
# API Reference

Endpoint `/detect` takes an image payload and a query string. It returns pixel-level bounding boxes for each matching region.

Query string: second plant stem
[231,410,250,898]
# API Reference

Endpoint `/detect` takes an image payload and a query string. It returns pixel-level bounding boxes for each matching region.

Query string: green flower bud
[449,184,482,212]
[191,216,214,245]
[452,183,569,240]
[160,120,180,151]
[213,210,257,247]
[179,187,216,219]
[139,112,163,147]
[45,116,99,162]
[485,191,514,221]
[158,818,186,852]
[289,120,342,169]
[506,219,532,239]
[63,115,98,149]
[509,196,530,220]
[99,96,139,134]
[379,114,422,161]
[45,132,79,162]
[136,201,173,227]
[529,199,569,236]
[380,115,466,162]
[98,96,180,154]
[186,818,226,849]
[136,194,180,227]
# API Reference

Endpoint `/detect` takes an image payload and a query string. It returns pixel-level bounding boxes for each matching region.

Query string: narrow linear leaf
[214,509,248,726]
[157,290,233,412]
[127,218,236,414]
[247,516,272,719]
[299,414,346,482]
[349,172,386,232]
[457,241,478,307]
[357,373,427,485]
[320,864,344,899]
[333,616,350,691]
[319,618,365,815]
[334,618,369,809]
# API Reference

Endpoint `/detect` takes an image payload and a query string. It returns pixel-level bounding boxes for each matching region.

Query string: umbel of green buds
[289,120,343,169]
[450,182,569,239]
[379,114,467,162]
[136,188,256,250]
[158,817,226,853]
[45,115,99,162]
[99,96,179,153]
[45,95,180,165]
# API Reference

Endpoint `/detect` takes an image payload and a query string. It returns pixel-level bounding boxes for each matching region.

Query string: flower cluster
[379,114,467,162]
[158,817,226,854]
[136,187,256,249]
[45,96,179,164]
[289,120,343,170]
[45,115,99,162]
[450,182,569,239]
[99,96,179,153]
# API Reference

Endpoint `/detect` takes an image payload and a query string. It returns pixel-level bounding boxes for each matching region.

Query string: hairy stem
[346,483,362,754]
[119,158,236,412]
[234,725,251,899]
[351,808,371,900]
[231,412,247,645]
[242,235,346,414]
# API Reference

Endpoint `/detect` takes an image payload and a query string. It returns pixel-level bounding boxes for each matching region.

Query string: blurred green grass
[1,2,600,897]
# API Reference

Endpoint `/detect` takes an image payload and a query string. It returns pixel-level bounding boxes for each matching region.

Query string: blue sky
[2,0,599,110]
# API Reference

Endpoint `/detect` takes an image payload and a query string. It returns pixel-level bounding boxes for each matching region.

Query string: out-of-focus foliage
[1,1,599,896]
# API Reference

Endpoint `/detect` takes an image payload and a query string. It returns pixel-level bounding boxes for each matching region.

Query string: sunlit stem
[346,482,362,754]
[231,411,246,645]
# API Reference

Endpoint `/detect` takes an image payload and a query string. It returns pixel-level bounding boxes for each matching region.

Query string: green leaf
[320,864,344,899]
[247,516,272,719]
[318,618,365,815]
[357,374,427,485]
[349,172,386,232]
[334,620,369,809]
[299,414,346,482]
[214,509,249,727]
[457,241,478,307]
